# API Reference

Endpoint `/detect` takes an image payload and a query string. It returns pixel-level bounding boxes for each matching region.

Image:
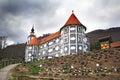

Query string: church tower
[60,12,90,55]
[25,27,38,62]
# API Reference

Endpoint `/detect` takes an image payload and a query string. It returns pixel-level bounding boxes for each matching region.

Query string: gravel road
[0,64,20,80]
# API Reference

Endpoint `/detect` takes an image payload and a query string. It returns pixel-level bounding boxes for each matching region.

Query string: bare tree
[0,36,7,49]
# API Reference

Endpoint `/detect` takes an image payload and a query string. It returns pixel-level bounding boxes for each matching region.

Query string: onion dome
[28,37,38,45]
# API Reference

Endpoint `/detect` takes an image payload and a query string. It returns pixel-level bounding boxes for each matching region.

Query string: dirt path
[0,64,20,80]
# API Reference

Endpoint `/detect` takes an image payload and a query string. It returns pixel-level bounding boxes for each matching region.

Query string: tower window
[64,38,68,42]
[70,27,75,31]
[64,27,68,33]
[70,46,76,50]
[70,37,76,40]
[65,47,68,51]
[79,46,82,50]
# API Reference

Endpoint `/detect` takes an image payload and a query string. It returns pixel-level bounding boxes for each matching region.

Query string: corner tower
[60,12,90,55]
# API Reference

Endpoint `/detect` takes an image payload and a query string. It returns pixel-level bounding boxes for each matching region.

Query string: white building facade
[25,12,90,62]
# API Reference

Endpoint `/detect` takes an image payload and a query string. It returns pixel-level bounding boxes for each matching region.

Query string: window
[28,53,32,57]
[48,49,53,52]
[70,37,76,40]
[61,30,64,35]
[56,38,59,43]
[70,46,76,50]
[84,45,88,49]
[28,58,31,61]
[65,47,68,51]
[40,46,43,48]
[70,27,75,31]
[43,51,45,55]
[28,46,32,50]
[79,46,82,50]
[64,38,68,42]
[61,40,63,43]
[48,56,52,59]
[55,54,59,57]
[61,49,63,53]
[55,46,59,50]
[49,41,53,45]
[83,38,87,43]
[78,27,82,32]
[38,53,41,55]
[64,27,68,33]
[44,44,47,47]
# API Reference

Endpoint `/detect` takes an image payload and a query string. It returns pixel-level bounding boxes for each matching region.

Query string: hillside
[0,43,26,60]
[11,48,120,80]
[87,27,120,44]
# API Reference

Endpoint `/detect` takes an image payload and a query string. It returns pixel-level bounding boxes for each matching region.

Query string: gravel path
[0,64,20,80]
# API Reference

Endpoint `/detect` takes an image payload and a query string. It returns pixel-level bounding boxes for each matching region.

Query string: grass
[11,59,46,79]
[24,59,45,74]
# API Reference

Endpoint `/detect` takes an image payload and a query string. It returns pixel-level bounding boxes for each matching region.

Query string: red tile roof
[39,31,60,45]
[64,13,81,26]
[28,37,39,45]
[60,12,86,31]
[110,41,120,48]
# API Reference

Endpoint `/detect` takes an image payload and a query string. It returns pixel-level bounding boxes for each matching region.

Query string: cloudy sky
[0,0,120,45]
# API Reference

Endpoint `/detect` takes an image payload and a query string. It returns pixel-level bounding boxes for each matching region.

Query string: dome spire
[30,26,35,35]
[72,10,74,13]
[31,26,34,33]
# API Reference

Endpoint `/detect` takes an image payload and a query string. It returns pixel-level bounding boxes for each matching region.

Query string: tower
[60,12,90,55]
[25,27,38,62]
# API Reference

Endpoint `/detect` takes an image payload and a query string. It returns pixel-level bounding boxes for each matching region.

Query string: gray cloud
[0,0,61,44]
[0,0,120,45]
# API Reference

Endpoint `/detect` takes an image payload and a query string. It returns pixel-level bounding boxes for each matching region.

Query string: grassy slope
[11,48,120,80]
